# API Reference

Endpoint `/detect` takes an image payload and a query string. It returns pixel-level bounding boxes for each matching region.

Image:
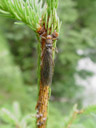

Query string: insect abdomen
[41,48,53,86]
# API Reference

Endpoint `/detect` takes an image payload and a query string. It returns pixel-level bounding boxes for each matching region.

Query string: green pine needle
[83,105,96,115]
[0,0,61,34]
[0,0,46,31]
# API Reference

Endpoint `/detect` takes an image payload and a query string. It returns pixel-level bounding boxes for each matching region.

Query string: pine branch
[0,0,61,33]
[82,105,96,115]
[0,1,61,128]
[0,0,46,31]
[43,0,61,34]
[35,1,61,128]
[64,105,96,128]
[64,104,83,128]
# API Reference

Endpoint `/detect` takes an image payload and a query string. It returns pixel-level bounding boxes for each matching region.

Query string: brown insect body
[41,35,54,86]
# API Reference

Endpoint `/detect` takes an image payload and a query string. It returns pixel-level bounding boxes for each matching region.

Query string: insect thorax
[46,39,53,48]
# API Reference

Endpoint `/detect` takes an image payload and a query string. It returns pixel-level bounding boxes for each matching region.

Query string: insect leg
[52,37,59,41]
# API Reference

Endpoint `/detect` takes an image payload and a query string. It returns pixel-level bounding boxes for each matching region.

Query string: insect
[41,33,58,86]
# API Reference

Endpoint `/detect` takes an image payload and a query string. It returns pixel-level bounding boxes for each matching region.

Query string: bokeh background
[0,0,96,127]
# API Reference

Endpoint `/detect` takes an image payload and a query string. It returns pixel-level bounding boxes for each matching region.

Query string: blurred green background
[0,0,96,127]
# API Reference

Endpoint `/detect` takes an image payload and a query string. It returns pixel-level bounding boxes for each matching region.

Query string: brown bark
[36,24,58,128]
[36,82,49,128]
[36,37,49,128]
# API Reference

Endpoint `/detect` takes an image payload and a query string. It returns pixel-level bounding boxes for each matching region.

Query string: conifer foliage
[0,0,61,128]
